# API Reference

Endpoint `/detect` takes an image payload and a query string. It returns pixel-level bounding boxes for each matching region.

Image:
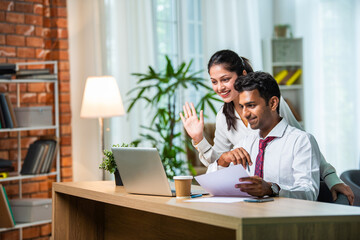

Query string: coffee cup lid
[173,176,193,180]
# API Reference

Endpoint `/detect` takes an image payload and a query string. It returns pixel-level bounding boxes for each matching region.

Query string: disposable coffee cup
[173,176,193,198]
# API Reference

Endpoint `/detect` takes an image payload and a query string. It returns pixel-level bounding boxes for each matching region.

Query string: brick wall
[0,0,71,239]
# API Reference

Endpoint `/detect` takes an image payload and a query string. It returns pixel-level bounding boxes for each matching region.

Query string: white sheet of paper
[185,197,248,203]
[194,164,251,197]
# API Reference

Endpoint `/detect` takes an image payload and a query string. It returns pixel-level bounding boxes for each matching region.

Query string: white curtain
[202,0,263,71]
[295,0,360,174]
[101,0,155,150]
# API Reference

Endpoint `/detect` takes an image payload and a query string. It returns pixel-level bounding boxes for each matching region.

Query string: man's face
[238,89,273,131]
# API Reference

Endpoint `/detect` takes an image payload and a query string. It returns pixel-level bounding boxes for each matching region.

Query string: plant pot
[274,26,288,38]
[114,168,123,186]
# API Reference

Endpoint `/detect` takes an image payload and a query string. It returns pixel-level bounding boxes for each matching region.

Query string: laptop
[112,147,207,197]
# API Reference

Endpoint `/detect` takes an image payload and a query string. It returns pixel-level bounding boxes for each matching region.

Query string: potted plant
[274,24,293,38]
[99,142,139,186]
[127,55,221,179]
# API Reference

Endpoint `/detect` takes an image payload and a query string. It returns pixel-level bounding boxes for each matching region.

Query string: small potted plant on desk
[99,142,139,186]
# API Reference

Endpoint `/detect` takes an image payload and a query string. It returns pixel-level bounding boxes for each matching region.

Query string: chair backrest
[340,170,360,206]
[317,181,349,205]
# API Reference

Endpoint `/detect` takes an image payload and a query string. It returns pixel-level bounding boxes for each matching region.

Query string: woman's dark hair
[207,50,254,130]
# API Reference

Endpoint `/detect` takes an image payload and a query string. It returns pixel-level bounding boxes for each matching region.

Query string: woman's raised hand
[179,102,204,144]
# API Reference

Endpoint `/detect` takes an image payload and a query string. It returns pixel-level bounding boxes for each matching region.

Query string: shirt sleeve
[193,110,233,167]
[278,133,321,201]
[280,96,342,190]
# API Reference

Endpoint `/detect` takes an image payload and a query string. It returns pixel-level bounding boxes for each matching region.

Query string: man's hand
[331,183,355,205]
[179,102,204,144]
[235,176,273,197]
[217,147,252,168]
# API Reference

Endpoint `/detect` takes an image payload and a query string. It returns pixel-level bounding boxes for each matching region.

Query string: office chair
[340,170,360,206]
[317,181,349,205]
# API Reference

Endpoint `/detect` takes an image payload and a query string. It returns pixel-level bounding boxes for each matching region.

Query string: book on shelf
[285,69,302,86]
[278,69,302,85]
[0,63,16,75]
[16,68,50,76]
[20,137,59,175]
[0,184,16,228]
[0,93,14,128]
[0,102,4,128]
[0,159,14,173]
[4,94,17,128]
[16,74,57,80]
[274,69,288,84]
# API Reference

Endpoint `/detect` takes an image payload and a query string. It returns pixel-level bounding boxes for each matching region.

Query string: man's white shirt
[207,118,321,201]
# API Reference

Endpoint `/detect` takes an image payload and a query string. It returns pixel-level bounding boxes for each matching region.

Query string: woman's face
[209,64,239,103]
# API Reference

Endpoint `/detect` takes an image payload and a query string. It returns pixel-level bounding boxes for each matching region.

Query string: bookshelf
[263,38,304,125]
[0,61,60,239]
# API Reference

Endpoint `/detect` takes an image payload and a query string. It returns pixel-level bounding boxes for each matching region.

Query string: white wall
[67,0,103,181]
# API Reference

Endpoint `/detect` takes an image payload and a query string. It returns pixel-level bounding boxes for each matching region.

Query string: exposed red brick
[24,0,43,3]
[60,114,70,124]
[60,145,71,156]
[27,82,45,92]
[15,2,33,13]
[0,1,15,11]
[51,7,67,17]
[17,47,35,58]
[0,151,9,159]
[61,166,72,177]
[60,156,72,167]
[33,4,44,15]
[22,226,40,239]
[0,138,17,150]
[59,82,69,92]
[39,181,49,191]
[20,92,37,103]
[43,17,51,28]
[6,35,25,46]
[62,177,73,182]
[59,103,70,113]
[0,11,5,21]
[36,48,50,59]
[0,23,15,34]
[58,71,69,81]
[31,192,50,198]
[60,125,71,135]
[16,24,35,35]
[44,39,52,48]
[6,12,25,23]
[27,129,48,136]
[40,223,52,236]
[0,46,16,57]
[25,14,43,26]
[52,0,67,7]
[43,6,50,17]
[0,35,4,45]
[38,92,54,103]
[0,57,6,63]
[0,230,19,239]
[36,26,45,37]
[45,82,54,92]
[26,36,44,47]
[59,92,70,103]
[4,184,19,196]
[21,137,38,148]
[22,182,40,194]
[58,61,69,71]
[53,18,67,28]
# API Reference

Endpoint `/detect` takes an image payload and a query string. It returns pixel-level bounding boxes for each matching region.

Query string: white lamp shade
[80,76,125,118]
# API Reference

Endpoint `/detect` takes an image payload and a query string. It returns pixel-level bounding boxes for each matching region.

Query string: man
[232,71,320,200]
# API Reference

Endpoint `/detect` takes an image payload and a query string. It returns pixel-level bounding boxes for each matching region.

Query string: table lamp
[80,76,125,180]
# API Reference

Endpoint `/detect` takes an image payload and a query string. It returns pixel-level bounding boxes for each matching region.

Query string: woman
[180,49,354,204]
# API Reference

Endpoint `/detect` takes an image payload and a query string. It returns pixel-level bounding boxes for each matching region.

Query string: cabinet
[263,38,304,125]
[0,61,60,239]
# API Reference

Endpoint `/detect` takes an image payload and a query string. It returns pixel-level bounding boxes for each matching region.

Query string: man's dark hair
[234,71,281,113]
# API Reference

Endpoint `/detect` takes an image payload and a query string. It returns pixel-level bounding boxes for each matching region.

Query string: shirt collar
[260,118,288,139]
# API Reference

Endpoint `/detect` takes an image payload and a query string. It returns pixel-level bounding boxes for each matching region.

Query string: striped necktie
[254,136,276,178]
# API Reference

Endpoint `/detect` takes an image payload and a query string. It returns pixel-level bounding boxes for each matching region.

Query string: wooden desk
[52,181,360,240]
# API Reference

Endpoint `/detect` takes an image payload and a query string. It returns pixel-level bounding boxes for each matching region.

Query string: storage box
[9,198,52,223]
[14,106,52,127]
